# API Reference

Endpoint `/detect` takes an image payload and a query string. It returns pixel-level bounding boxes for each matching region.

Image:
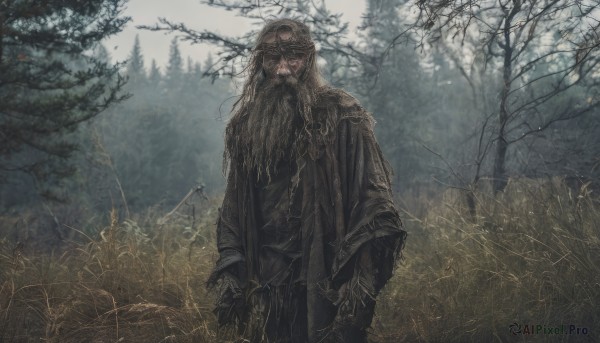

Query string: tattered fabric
[208,88,407,343]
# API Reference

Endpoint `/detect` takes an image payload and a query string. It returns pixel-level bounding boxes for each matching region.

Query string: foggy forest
[1,0,599,342]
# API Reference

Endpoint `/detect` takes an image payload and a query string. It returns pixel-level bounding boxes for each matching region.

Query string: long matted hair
[224,19,336,180]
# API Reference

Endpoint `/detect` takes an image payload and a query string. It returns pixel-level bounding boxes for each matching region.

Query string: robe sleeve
[207,164,246,287]
[330,105,407,330]
[331,109,406,285]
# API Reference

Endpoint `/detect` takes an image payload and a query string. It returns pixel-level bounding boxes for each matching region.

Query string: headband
[255,38,316,58]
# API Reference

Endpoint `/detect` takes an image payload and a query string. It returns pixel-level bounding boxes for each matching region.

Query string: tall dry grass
[374,178,600,342]
[1,178,599,342]
[1,197,221,343]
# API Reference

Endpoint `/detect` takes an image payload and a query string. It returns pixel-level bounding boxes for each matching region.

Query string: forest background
[1,0,599,342]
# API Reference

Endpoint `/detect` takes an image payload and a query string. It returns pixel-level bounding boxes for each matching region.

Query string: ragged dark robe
[209,88,407,342]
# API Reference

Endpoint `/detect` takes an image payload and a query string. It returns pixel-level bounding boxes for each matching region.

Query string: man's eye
[264,54,280,62]
[292,51,306,58]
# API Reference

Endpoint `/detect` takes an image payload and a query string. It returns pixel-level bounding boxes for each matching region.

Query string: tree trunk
[492,134,508,193]
[465,189,477,221]
[493,0,521,194]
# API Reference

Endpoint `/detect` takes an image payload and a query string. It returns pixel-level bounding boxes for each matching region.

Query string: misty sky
[104,0,366,70]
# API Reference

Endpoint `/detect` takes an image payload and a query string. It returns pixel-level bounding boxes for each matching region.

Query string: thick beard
[237,75,314,180]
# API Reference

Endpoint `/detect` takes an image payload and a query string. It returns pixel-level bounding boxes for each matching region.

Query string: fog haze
[104,0,366,67]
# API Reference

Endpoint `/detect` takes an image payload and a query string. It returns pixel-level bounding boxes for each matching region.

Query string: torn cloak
[208,88,407,342]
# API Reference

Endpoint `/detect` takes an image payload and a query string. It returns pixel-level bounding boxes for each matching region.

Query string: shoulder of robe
[316,86,359,109]
[315,87,374,126]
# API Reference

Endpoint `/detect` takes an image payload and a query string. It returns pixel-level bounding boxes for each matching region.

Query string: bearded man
[207,18,407,343]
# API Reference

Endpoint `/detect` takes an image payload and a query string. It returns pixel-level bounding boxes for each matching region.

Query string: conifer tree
[166,37,183,87]
[0,0,130,187]
[148,59,162,87]
[127,34,146,85]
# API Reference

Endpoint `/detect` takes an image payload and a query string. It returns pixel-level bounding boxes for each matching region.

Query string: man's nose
[276,57,291,76]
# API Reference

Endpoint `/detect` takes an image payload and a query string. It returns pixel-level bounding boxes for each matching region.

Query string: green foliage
[127,35,146,85]
[0,0,130,190]
[88,36,231,213]
[166,38,184,86]
[355,0,481,192]
[148,59,162,85]
[1,32,232,217]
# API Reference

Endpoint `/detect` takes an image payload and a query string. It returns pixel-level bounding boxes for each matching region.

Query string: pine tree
[358,0,439,189]
[148,59,162,86]
[184,56,195,88]
[0,0,130,188]
[127,34,146,85]
[166,37,183,87]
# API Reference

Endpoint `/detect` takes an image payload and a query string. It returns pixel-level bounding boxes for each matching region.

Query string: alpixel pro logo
[509,322,589,336]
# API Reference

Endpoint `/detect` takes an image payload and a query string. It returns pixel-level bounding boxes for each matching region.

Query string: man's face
[232,25,317,177]
[261,31,306,86]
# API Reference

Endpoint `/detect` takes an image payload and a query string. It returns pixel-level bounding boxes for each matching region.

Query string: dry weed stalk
[373,177,600,342]
[2,179,598,342]
[1,200,220,342]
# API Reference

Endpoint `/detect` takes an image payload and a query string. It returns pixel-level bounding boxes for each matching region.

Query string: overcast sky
[103,0,367,70]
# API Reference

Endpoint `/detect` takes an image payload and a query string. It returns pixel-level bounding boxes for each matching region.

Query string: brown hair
[224,19,330,178]
[238,18,323,100]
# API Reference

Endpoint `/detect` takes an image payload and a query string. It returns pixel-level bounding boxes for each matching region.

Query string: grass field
[1,178,598,342]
